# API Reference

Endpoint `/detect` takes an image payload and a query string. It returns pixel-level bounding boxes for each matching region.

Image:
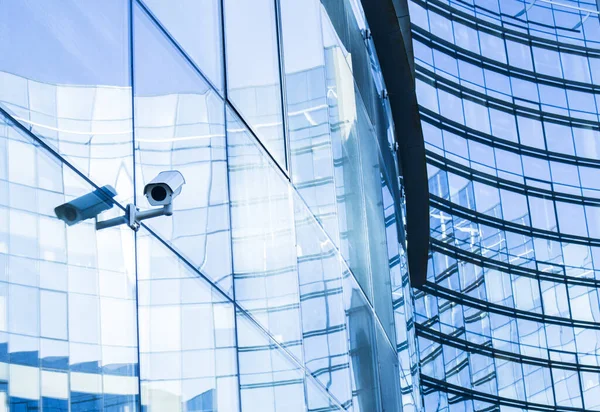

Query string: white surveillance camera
[143,170,185,206]
[55,185,117,226]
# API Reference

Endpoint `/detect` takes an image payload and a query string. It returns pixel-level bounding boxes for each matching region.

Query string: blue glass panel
[42,397,68,412]
[280,0,340,244]
[344,276,381,411]
[236,312,307,412]
[0,109,138,410]
[226,107,302,357]
[293,191,355,408]
[0,0,128,86]
[227,94,400,410]
[137,229,239,412]
[141,0,224,91]
[70,392,101,411]
[11,397,39,411]
[376,324,403,412]
[133,1,232,295]
[0,0,134,203]
[224,0,286,167]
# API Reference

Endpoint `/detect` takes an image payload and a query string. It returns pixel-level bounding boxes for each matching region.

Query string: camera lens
[151,186,167,202]
[63,206,77,222]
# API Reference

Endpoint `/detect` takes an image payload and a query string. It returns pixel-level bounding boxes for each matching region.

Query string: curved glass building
[408,0,600,410]
[0,0,424,411]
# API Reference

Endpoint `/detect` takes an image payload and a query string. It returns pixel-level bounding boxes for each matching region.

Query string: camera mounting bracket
[95,203,173,232]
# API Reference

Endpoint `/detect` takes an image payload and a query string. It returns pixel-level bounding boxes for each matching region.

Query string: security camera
[55,185,117,226]
[143,170,185,206]
[89,171,185,232]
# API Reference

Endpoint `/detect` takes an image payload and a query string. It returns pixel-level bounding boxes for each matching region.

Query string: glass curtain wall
[0,0,418,411]
[407,0,600,409]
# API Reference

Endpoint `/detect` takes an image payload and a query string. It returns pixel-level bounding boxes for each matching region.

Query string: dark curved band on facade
[416,324,600,373]
[421,375,591,412]
[427,151,600,207]
[420,282,600,330]
[421,108,600,170]
[429,239,600,288]
[412,28,600,94]
[413,0,600,57]
[416,67,600,129]
[430,196,600,247]
[360,0,430,286]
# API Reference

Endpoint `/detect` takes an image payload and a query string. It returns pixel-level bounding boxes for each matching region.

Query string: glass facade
[408,0,600,409]
[0,1,419,411]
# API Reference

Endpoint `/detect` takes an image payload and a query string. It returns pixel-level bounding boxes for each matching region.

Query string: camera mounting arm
[95,203,173,232]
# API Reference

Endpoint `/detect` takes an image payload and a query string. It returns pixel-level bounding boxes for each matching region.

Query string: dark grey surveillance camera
[143,171,185,206]
[54,185,117,226]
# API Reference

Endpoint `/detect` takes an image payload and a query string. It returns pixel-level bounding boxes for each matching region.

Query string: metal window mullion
[459,16,502,405]
[422,4,459,407]
[219,0,244,409]
[128,0,145,409]
[273,0,292,175]
[501,18,559,406]
[547,5,590,409]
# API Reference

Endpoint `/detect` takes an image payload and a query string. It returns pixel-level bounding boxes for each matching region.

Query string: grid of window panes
[408,0,600,410]
[0,0,419,411]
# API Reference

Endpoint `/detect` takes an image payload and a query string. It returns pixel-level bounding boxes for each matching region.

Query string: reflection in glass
[137,230,239,412]
[0,113,138,410]
[281,0,340,244]
[0,0,418,410]
[294,192,354,408]
[142,0,224,90]
[0,0,134,203]
[236,313,306,412]
[133,2,232,295]
[226,107,302,357]
[224,0,286,168]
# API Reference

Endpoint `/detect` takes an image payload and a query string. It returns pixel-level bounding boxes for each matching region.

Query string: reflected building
[408,0,600,410]
[0,0,421,411]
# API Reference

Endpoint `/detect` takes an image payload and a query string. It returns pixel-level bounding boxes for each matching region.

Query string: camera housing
[143,170,185,206]
[55,185,117,226]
